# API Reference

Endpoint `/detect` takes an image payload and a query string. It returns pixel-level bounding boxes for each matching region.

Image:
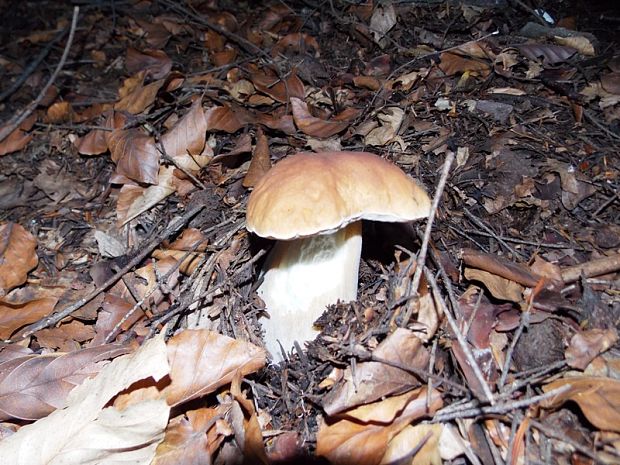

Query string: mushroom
[246,151,431,360]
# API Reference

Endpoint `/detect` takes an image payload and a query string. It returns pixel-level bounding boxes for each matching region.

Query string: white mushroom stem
[258,221,362,361]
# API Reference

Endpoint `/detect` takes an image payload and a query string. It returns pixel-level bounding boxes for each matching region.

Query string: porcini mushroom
[246,151,431,360]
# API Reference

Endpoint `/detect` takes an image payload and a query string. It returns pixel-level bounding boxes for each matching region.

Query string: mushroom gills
[258,221,362,361]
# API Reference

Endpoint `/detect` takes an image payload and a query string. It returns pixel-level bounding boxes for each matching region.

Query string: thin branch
[424,266,496,404]
[0,27,68,102]
[432,384,570,422]
[401,150,454,326]
[7,202,205,342]
[0,7,80,143]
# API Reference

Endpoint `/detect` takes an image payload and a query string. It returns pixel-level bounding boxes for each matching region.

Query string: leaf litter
[0,0,618,464]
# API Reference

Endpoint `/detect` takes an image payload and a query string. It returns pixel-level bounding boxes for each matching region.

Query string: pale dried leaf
[380,423,442,465]
[0,335,170,463]
[162,329,266,407]
[542,377,620,432]
[243,127,271,187]
[291,97,349,138]
[161,99,211,171]
[116,165,176,226]
[566,329,619,370]
[464,268,524,303]
[0,222,38,297]
[323,329,429,415]
[108,128,160,184]
[0,345,128,421]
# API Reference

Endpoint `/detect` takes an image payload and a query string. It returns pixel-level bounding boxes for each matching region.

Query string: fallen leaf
[380,423,442,465]
[542,377,620,432]
[369,3,397,47]
[161,98,211,171]
[271,32,320,57]
[161,329,266,406]
[516,43,576,65]
[554,35,595,56]
[364,107,405,148]
[108,128,160,184]
[0,126,33,156]
[323,328,429,415]
[205,105,252,133]
[0,223,38,297]
[464,268,524,303]
[566,329,619,370]
[126,47,173,79]
[116,165,176,225]
[251,69,305,103]
[0,344,128,420]
[291,97,350,138]
[115,73,165,114]
[243,127,271,187]
[0,335,170,464]
[317,387,442,465]
[153,405,231,464]
[74,128,109,155]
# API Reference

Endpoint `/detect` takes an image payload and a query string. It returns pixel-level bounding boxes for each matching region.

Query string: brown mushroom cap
[246,151,431,240]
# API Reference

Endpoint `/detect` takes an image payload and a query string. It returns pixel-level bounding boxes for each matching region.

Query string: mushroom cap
[246,151,431,240]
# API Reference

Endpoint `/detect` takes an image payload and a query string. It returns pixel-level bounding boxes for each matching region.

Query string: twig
[0,7,79,144]
[561,252,620,283]
[7,202,205,342]
[400,151,454,326]
[529,418,605,464]
[463,208,524,259]
[0,28,68,103]
[147,248,266,334]
[498,310,531,389]
[432,384,570,422]
[424,266,495,404]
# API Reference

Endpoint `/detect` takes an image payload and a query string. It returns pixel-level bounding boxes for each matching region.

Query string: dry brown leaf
[566,329,619,370]
[126,47,173,79]
[0,125,33,156]
[323,328,429,415]
[369,3,397,46]
[291,97,350,138]
[464,268,525,303]
[516,43,576,65]
[161,329,266,407]
[152,228,208,275]
[0,335,170,464]
[92,293,143,346]
[317,387,442,465]
[36,320,96,351]
[460,248,541,288]
[380,423,442,465]
[364,107,405,148]
[250,69,305,103]
[542,377,620,432]
[243,127,271,187]
[545,159,597,210]
[116,165,176,225]
[153,405,231,465]
[161,98,211,171]
[271,32,319,57]
[74,127,109,155]
[439,52,491,76]
[46,101,72,123]
[108,128,160,184]
[0,344,128,421]
[115,74,165,114]
[204,105,251,133]
[0,222,38,297]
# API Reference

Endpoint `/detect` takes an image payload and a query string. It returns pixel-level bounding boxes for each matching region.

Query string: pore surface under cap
[246,151,431,240]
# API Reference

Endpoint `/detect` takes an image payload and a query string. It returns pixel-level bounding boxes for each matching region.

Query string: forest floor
[0,0,619,464]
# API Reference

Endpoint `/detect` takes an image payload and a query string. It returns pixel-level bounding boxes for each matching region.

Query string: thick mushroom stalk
[258,221,362,360]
